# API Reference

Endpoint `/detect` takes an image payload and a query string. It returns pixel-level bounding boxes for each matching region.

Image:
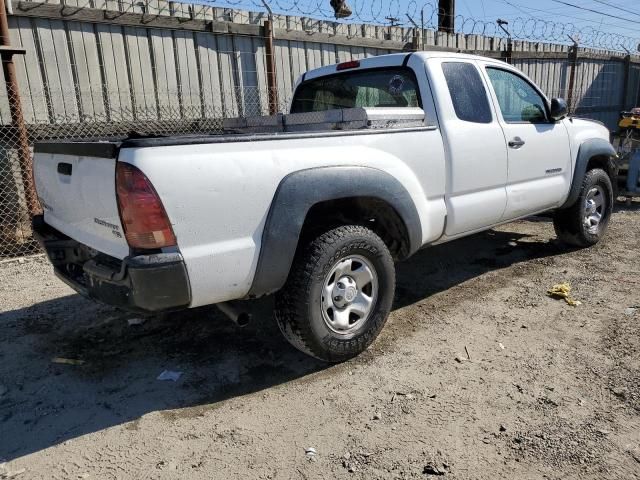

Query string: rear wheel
[274,225,395,362]
[553,168,613,247]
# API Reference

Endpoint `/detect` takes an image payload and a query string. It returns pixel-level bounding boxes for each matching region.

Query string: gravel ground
[1,204,639,480]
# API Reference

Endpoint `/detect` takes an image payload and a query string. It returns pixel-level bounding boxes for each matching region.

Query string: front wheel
[553,168,613,247]
[274,225,395,362]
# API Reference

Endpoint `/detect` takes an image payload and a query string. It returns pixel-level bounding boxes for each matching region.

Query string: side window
[441,62,492,124]
[486,68,548,123]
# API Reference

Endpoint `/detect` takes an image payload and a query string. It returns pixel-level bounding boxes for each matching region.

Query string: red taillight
[116,162,176,249]
[336,60,360,71]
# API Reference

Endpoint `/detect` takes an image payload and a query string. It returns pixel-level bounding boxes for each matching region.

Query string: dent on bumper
[33,215,191,313]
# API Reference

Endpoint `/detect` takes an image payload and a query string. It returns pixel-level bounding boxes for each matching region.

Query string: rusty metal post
[438,0,454,34]
[566,41,579,113]
[264,19,279,115]
[0,0,36,215]
[621,54,631,110]
[262,3,279,116]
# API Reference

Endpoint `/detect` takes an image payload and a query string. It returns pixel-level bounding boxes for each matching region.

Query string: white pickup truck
[33,52,617,362]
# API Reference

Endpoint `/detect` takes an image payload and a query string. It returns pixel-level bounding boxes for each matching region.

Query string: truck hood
[566,117,611,142]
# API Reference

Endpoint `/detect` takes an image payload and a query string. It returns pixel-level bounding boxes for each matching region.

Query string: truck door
[482,65,572,219]
[433,60,509,236]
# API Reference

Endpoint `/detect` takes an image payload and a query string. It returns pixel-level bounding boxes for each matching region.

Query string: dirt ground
[1,203,640,480]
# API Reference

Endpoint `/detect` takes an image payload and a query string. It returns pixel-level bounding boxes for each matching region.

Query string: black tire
[553,168,613,247]
[274,225,395,362]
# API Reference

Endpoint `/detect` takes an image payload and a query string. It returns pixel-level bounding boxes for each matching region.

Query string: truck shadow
[394,217,565,310]
[0,218,565,461]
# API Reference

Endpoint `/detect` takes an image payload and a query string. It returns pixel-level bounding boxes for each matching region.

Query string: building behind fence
[1,0,640,258]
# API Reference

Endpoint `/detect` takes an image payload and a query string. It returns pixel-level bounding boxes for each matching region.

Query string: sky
[453,0,640,39]
[208,0,640,47]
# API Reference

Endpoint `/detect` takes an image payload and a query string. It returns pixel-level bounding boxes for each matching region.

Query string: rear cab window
[441,62,493,124]
[291,68,422,113]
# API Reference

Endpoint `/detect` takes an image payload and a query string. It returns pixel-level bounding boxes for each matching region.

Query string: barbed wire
[183,0,639,52]
[52,0,640,52]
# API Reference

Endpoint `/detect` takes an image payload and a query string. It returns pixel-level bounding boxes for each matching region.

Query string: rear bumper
[33,215,191,313]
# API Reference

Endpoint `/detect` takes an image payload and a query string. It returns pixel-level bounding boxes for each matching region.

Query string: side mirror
[550,98,568,121]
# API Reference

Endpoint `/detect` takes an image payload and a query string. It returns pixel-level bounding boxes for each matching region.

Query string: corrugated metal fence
[1,0,639,257]
[6,2,640,127]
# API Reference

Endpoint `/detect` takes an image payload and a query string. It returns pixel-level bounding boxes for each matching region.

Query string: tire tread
[553,168,613,247]
[274,225,394,362]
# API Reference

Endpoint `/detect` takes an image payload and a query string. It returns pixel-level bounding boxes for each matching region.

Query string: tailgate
[33,141,129,259]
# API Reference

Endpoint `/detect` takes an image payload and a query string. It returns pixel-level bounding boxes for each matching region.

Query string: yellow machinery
[618,107,640,130]
[615,108,640,197]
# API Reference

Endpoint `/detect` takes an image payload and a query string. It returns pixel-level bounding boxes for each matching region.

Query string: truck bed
[35,107,427,154]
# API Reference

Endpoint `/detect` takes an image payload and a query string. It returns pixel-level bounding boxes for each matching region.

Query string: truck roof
[302,51,504,83]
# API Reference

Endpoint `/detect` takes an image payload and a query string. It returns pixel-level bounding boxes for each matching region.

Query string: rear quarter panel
[118,129,446,307]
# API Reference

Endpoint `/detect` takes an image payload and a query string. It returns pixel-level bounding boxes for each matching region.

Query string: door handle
[508,137,525,148]
[57,162,72,176]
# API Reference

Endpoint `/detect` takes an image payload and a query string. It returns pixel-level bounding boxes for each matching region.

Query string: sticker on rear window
[388,75,405,96]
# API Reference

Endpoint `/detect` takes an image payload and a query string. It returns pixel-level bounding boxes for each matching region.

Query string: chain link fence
[0,87,37,258]
[513,54,633,128]
[0,70,281,258]
[1,15,639,259]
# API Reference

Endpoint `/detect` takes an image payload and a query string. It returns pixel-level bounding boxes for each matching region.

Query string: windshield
[290,68,421,113]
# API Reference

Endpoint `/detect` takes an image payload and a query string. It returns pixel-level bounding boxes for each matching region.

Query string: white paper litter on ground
[157,370,183,382]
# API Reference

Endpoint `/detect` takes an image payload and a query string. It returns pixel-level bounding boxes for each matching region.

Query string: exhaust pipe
[217,302,251,327]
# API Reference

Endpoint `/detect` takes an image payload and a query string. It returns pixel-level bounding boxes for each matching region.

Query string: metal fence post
[622,54,631,110]
[411,28,419,51]
[437,0,454,34]
[566,41,579,113]
[262,1,279,115]
[0,0,37,216]
[264,19,279,114]
[497,20,512,64]
[405,14,419,52]
[504,38,512,64]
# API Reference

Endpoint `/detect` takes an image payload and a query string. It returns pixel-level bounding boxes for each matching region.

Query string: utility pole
[438,0,454,34]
